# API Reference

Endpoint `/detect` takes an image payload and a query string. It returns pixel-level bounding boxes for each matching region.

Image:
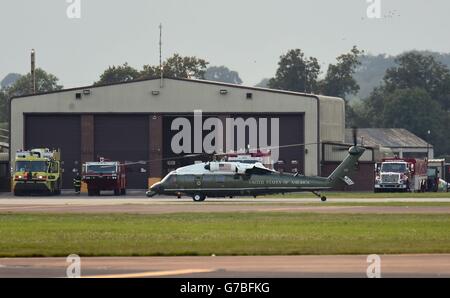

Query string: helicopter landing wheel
[192,193,206,202]
[312,191,327,202]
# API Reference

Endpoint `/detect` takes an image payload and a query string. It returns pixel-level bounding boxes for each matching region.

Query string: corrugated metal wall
[319,97,345,143]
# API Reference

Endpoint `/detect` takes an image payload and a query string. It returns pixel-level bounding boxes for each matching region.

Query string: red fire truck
[374,158,427,192]
[82,158,126,196]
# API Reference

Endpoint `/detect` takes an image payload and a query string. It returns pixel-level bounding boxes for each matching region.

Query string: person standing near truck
[73,172,82,194]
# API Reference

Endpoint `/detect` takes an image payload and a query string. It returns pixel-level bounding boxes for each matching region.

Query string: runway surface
[1,255,449,278]
[0,196,450,214]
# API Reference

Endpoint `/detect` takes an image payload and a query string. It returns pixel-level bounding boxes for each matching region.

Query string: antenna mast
[31,49,36,94]
[159,23,163,88]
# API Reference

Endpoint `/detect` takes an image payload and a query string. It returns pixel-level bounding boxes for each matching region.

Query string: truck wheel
[54,187,61,196]
[192,193,206,202]
[54,180,61,195]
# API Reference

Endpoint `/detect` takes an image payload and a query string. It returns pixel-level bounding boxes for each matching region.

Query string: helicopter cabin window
[215,176,225,183]
[202,175,214,183]
[178,175,194,184]
[275,160,285,173]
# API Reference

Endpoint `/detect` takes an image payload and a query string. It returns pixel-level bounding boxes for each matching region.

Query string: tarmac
[0,194,450,214]
[0,255,449,278]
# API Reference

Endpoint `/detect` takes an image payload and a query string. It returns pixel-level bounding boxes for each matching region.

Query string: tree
[268,49,320,93]
[140,54,209,80]
[383,52,450,110]
[319,46,363,99]
[352,86,386,127]
[139,64,159,79]
[255,78,270,88]
[381,88,449,155]
[0,90,8,123]
[351,52,450,155]
[6,68,63,97]
[94,63,140,85]
[204,66,242,84]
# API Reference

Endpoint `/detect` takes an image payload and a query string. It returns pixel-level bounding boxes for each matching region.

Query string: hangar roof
[345,128,431,148]
[11,77,322,100]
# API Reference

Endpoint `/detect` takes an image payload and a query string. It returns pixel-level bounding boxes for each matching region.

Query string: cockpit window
[161,173,176,184]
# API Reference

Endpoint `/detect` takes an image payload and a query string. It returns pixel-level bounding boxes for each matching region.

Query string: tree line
[1,49,449,157]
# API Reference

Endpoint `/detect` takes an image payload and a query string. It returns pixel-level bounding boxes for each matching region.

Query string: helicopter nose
[146,182,163,197]
[151,182,163,192]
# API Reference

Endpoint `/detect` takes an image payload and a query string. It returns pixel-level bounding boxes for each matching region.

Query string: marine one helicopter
[146,130,365,202]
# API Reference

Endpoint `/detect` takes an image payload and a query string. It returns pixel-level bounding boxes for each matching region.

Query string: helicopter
[146,130,366,202]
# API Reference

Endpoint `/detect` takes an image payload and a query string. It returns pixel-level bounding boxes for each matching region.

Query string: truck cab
[82,160,126,196]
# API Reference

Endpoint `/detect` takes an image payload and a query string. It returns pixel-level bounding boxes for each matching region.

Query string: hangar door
[94,115,149,189]
[25,115,81,189]
[162,113,305,175]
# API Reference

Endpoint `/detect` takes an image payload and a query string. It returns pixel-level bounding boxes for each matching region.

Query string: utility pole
[31,49,36,94]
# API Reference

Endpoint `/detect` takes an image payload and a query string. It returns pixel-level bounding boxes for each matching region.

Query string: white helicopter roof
[173,161,276,175]
[85,161,119,166]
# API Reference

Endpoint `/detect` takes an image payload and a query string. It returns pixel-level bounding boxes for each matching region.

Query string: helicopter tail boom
[326,146,365,188]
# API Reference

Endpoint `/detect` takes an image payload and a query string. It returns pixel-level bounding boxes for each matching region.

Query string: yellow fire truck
[13,148,62,196]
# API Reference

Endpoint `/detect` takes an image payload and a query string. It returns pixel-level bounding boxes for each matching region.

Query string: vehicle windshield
[16,161,48,172]
[381,163,407,173]
[86,165,117,174]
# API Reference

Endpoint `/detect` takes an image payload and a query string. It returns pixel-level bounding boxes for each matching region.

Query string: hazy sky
[1,0,450,88]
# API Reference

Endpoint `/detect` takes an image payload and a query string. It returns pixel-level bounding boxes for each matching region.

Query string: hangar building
[10,78,348,189]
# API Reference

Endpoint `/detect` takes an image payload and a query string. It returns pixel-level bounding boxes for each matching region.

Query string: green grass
[263,192,450,199]
[1,212,450,257]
